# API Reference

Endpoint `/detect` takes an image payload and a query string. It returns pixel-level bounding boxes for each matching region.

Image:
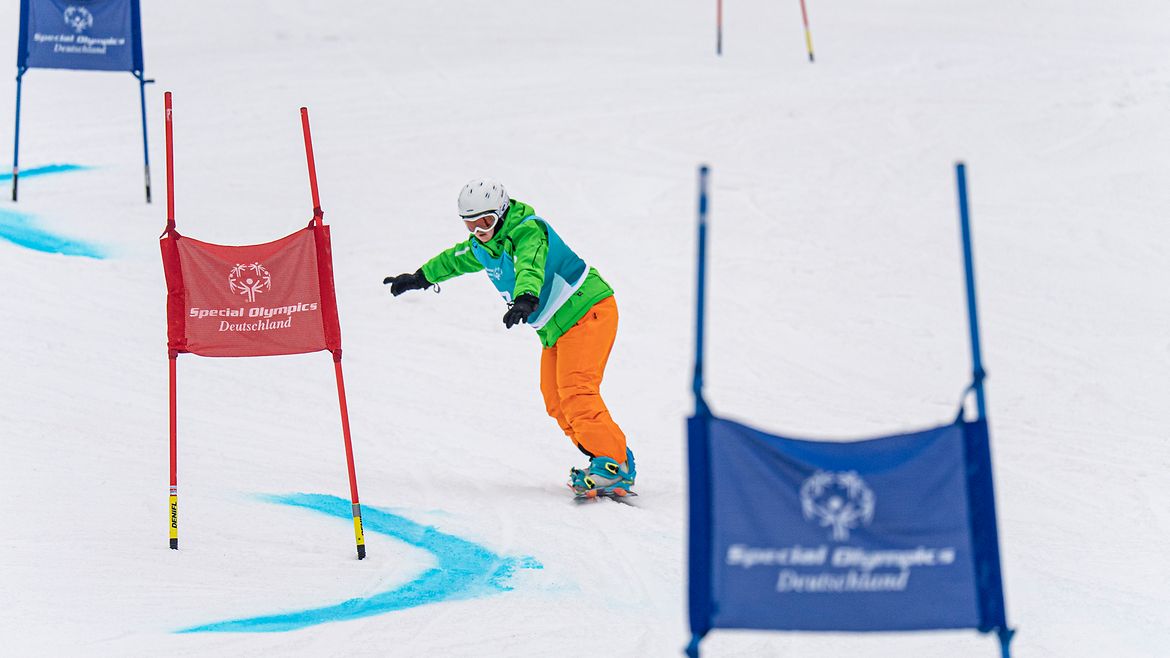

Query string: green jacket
[421,200,613,348]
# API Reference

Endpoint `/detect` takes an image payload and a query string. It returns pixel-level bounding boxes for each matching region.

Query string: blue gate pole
[716,0,722,56]
[686,164,712,658]
[12,67,26,202]
[693,165,711,416]
[958,162,1014,657]
[956,162,987,420]
[135,72,154,203]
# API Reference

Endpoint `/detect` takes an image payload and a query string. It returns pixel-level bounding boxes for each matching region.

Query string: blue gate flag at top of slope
[687,413,1007,634]
[18,0,143,72]
[12,0,151,203]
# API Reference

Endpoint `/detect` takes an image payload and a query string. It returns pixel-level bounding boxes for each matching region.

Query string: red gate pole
[301,107,324,225]
[798,0,816,63]
[301,106,366,559]
[165,91,179,550]
[169,352,178,549]
[333,355,365,559]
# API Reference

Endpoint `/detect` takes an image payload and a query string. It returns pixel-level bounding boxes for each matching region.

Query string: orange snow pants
[539,296,627,462]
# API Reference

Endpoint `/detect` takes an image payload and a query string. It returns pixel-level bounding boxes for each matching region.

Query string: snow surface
[2,0,1169,656]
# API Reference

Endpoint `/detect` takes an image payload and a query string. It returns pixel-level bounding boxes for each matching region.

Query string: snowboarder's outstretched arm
[383,240,483,296]
[421,239,484,283]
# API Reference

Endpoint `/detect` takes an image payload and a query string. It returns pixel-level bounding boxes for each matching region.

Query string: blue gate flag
[18,0,143,72]
[12,0,151,203]
[688,413,1007,635]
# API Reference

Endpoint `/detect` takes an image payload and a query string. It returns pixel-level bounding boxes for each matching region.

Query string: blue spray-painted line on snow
[0,208,106,258]
[0,163,89,180]
[0,164,104,257]
[178,493,542,633]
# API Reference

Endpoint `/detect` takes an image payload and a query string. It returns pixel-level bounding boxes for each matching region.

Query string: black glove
[503,293,539,328]
[383,269,430,296]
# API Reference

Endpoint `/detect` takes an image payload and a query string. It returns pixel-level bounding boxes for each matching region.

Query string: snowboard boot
[569,448,636,497]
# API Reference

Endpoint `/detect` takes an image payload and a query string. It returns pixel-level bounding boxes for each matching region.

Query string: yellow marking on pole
[169,494,178,540]
[352,504,365,546]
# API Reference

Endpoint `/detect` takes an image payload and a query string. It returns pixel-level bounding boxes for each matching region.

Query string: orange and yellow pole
[301,106,366,559]
[798,0,816,62]
[166,91,179,550]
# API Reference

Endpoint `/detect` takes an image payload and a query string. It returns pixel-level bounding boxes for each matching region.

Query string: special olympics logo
[228,262,271,303]
[63,6,94,33]
[800,471,875,541]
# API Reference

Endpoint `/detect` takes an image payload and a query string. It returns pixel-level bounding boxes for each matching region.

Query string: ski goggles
[462,210,502,234]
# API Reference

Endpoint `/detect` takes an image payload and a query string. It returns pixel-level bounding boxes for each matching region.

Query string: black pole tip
[169,538,178,550]
[357,545,366,560]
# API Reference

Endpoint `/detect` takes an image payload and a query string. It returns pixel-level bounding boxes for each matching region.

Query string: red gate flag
[160,222,342,358]
[160,94,365,559]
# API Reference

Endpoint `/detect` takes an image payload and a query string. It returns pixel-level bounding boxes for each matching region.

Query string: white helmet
[458,178,509,219]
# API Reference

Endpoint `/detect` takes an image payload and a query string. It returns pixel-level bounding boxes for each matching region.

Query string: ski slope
[2,1,1168,656]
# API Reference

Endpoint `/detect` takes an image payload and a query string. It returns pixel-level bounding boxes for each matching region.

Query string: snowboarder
[384,179,635,498]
